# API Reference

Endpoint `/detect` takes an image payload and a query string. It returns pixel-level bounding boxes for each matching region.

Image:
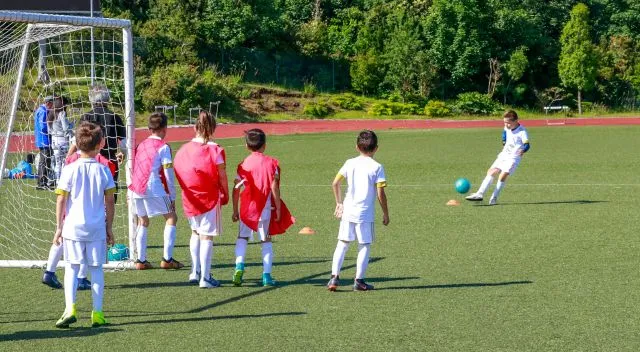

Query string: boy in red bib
[128,113,182,270]
[174,111,229,288]
[232,129,294,287]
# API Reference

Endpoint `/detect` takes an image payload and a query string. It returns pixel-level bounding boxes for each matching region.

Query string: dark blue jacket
[34,105,50,148]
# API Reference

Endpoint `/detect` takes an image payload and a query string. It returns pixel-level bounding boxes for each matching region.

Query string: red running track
[8,117,640,152]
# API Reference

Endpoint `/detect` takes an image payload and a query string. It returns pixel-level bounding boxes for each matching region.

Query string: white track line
[284,183,640,187]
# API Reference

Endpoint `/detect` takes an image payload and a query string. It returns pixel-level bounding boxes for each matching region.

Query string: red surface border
[9,117,640,152]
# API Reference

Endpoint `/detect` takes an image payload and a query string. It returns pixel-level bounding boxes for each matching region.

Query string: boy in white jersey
[466,110,530,205]
[327,130,389,292]
[54,122,115,328]
[128,113,182,270]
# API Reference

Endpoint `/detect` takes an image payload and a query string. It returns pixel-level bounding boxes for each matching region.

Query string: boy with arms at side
[42,136,117,290]
[53,122,115,328]
[174,111,229,288]
[232,129,294,287]
[328,130,389,292]
[128,112,182,270]
[465,110,530,205]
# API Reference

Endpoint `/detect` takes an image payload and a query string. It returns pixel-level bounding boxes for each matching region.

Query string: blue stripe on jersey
[501,130,506,145]
[522,142,530,153]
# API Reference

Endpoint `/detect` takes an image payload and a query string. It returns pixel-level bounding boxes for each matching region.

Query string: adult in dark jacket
[34,95,56,189]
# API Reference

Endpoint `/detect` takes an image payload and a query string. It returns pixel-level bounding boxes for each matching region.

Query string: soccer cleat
[55,305,77,328]
[91,311,109,328]
[327,276,339,292]
[77,277,92,291]
[188,271,200,284]
[353,279,374,291]
[232,269,244,287]
[488,197,497,206]
[160,258,184,269]
[465,192,484,201]
[42,271,63,289]
[135,260,153,270]
[262,273,276,287]
[199,275,220,288]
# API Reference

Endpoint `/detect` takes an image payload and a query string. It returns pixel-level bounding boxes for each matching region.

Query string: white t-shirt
[56,157,116,242]
[132,136,176,200]
[338,155,386,223]
[501,125,529,157]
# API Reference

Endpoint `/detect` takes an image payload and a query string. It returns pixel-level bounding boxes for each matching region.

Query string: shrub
[303,81,318,97]
[424,100,452,117]
[368,102,421,116]
[454,92,501,115]
[331,93,363,110]
[303,101,331,117]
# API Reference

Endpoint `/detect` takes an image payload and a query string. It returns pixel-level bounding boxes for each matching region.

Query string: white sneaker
[465,192,483,201]
[199,275,220,289]
[488,197,497,205]
[188,271,200,284]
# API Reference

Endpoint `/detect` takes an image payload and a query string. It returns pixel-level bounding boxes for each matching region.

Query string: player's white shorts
[188,205,222,237]
[338,221,374,244]
[490,154,521,175]
[238,218,270,242]
[132,196,172,217]
[63,238,106,266]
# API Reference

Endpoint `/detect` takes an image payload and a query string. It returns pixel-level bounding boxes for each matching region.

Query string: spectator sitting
[2,153,36,179]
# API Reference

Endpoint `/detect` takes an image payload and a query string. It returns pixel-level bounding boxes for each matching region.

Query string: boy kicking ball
[53,122,115,328]
[465,110,530,205]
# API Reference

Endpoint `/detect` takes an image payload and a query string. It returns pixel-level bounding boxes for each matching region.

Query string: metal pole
[122,26,137,257]
[90,0,95,86]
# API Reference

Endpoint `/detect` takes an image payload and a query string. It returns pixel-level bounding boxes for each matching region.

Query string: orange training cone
[298,226,316,235]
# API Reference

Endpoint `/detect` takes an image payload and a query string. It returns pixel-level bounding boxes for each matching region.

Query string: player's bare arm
[105,193,115,246]
[377,186,389,226]
[231,178,241,222]
[218,164,229,205]
[53,194,66,245]
[271,173,281,222]
[332,174,344,218]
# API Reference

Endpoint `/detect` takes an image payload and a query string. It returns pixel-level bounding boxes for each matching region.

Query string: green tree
[558,3,598,114]
[503,47,528,104]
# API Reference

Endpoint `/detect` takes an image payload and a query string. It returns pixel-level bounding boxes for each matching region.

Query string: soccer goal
[0,11,136,269]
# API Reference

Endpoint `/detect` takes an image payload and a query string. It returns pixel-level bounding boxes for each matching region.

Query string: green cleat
[232,269,244,287]
[55,305,77,328]
[91,311,109,328]
[262,273,276,287]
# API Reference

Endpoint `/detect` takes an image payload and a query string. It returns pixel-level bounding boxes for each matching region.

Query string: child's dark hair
[503,110,519,121]
[75,121,103,152]
[148,112,168,131]
[196,110,216,142]
[357,130,378,153]
[245,129,266,151]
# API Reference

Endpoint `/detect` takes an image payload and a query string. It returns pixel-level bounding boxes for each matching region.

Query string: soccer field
[1,125,640,351]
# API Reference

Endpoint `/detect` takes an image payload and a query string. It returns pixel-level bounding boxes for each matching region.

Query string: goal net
[0,12,136,268]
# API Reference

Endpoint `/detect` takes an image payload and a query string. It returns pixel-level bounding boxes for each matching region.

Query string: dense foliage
[102,0,640,112]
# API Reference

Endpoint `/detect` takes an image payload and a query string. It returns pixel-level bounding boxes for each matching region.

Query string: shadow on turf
[376,280,533,291]
[474,200,606,206]
[0,327,121,342]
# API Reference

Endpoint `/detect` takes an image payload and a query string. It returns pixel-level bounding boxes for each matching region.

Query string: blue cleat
[353,279,374,291]
[42,271,62,289]
[327,276,339,292]
[262,273,276,287]
[188,271,200,284]
[77,277,92,291]
[199,275,220,288]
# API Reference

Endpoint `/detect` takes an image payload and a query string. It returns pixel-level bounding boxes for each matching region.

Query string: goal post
[0,11,136,269]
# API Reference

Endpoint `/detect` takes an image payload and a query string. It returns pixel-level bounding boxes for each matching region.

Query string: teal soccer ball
[454,178,471,194]
[108,244,130,261]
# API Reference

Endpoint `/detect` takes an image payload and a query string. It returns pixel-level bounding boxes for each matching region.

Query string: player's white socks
[163,225,177,260]
[491,180,505,200]
[190,233,200,275]
[46,243,63,272]
[478,175,494,195]
[235,238,248,265]
[136,226,148,261]
[261,242,273,274]
[89,265,104,312]
[200,239,213,280]
[78,264,88,279]
[64,263,80,309]
[331,241,350,276]
[356,244,371,279]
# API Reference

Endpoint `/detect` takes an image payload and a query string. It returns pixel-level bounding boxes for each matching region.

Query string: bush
[331,93,363,110]
[454,92,501,115]
[303,81,318,97]
[424,100,452,117]
[303,101,331,117]
[368,102,421,116]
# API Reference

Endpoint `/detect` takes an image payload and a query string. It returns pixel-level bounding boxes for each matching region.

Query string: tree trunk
[577,89,582,115]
